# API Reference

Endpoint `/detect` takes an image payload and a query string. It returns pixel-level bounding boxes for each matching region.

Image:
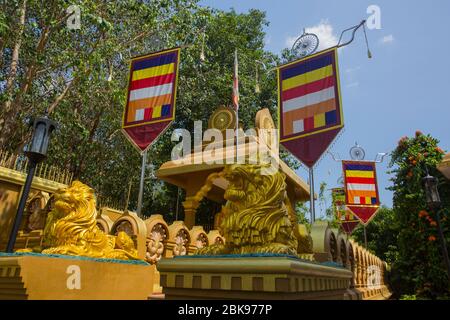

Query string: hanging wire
[363,23,372,59]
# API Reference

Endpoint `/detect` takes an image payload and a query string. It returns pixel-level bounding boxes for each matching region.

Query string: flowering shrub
[388,132,449,298]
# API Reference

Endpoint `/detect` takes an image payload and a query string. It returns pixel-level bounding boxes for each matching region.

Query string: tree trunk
[0,0,27,148]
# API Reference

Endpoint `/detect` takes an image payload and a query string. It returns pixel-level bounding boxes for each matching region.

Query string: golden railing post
[182,196,200,229]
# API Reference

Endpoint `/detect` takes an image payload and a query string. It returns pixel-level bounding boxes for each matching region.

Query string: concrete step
[0,292,28,300]
[0,287,27,295]
[0,281,25,289]
[0,276,24,284]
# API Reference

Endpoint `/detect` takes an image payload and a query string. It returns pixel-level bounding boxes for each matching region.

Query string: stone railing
[96,208,225,264]
[310,221,391,300]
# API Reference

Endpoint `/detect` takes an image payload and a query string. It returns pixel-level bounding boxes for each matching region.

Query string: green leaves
[385,132,450,298]
[0,1,300,227]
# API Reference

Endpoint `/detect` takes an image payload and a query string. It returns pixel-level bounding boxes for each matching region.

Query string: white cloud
[345,66,361,74]
[286,20,338,52]
[346,82,359,88]
[379,34,394,45]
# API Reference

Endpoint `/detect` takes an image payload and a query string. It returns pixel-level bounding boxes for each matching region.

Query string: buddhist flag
[122,48,180,152]
[278,48,343,167]
[232,49,239,111]
[332,187,359,235]
[343,161,380,225]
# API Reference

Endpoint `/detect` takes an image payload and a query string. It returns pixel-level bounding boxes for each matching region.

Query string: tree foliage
[0,1,303,223]
[352,206,398,263]
[386,131,449,298]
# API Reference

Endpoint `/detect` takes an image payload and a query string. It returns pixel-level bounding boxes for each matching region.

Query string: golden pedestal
[0,252,157,300]
[157,255,356,300]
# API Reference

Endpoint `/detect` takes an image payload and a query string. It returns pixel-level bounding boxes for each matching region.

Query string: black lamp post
[6,116,57,253]
[423,173,450,284]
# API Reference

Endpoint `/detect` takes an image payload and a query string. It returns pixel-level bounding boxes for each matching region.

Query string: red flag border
[346,204,380,226]
[121,119,173,155]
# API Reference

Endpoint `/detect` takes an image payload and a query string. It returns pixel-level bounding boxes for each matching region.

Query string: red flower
[428,235,436,242]
[415,130,423,137]
[430,221,437,227]
[435,147,444,154]
[398,136,408,146]
[407,171,413,178]
[418,210,428,218]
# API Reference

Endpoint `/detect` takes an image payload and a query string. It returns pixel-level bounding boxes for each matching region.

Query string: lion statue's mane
[40,181,138,260]
[197,163,299,255]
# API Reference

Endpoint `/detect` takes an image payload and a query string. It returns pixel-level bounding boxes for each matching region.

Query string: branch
[46,79,74,115]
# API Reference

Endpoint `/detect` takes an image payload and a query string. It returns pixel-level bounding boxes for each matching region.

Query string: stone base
[0,252,157,300]
[157,254,356,300]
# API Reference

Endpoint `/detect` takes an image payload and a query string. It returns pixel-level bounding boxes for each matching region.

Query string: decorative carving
[329,232,338,262]
[173,229,189,256]
[197,163,298,255]
[207,230,225,247]
[113,220,134,237]
[24,181,139,260]
[214,237,224,245]
[23,191,50,232]
[195,233,209,249]
[255,108,276,149]
[146,223,167,264]
[208,105,236,132]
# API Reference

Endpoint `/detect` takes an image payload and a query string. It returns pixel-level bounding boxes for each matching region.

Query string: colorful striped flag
[232,49,239,111]
[332,187,360,235]
[342,160,380,225]
[278,48,343,167]
[122,48,180,152]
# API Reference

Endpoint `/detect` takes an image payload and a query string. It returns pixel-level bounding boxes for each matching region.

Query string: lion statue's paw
[254,243,298,256]
[15,248,33,253]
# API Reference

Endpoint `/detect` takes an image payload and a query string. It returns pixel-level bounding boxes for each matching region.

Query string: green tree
[1,2,303,223]
[351,206,398,263]
[388,131,449,299]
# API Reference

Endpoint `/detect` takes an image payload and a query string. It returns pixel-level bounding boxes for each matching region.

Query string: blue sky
[199,0,450,218]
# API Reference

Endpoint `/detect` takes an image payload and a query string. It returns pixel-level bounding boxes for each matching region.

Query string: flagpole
[309,167,316,223]
[233,49,239,156]
[137,150,147,217]
[363,225,368,248]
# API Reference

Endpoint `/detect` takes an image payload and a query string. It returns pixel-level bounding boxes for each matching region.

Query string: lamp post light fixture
[423,172,450,285]
[6,116,57,253]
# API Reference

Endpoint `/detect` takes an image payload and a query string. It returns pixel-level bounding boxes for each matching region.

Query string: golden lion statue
[26,181,139,260]
[197,163,300,255]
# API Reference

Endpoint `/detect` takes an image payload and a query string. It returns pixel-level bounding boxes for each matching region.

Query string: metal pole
[124,180,132,212]
[435,209,450,285]
[6,161,37,252]
[363,225,368,248]
[235,110,239,161]
[136,150,147,216]
[309,167,315,223]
